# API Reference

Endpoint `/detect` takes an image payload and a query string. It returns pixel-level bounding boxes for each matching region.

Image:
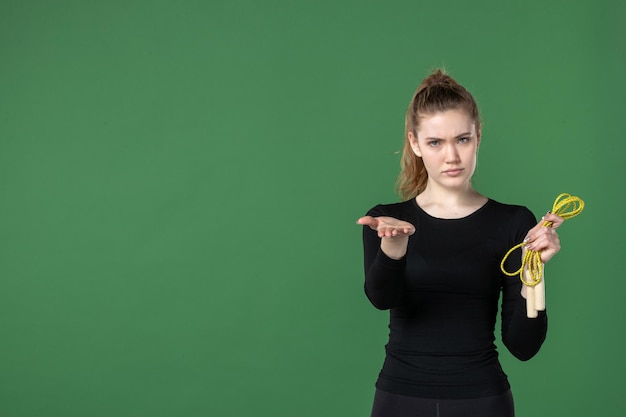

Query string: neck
[419,182,478,205]
[416,182,487,219]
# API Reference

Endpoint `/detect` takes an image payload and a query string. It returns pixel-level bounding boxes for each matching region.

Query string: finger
[356,216,373,225]
[526,233,548,251]
[397,226,414,236]
[528,233,560,253]
[525,214,561,242]
[380,226,414,238]
[543,212,564,229]
[390,228,411,237]
[357,216,378,229]
[540,243,560,263]
[524,223,544,243]
[396,225,416,236]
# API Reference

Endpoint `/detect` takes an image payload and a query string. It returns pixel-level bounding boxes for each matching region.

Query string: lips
[443,168,464,176]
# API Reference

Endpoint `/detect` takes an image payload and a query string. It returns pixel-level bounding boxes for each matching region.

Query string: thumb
[357,216,378,229]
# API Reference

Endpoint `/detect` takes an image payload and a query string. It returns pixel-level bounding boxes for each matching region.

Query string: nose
[445,143,460,164]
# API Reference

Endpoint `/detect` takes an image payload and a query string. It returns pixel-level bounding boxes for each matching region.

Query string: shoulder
[366,199,416,219]
[486,199,537,228]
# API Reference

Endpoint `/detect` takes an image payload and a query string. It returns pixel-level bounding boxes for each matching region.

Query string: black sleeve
[500,207,548,361]
[361,205,407,310]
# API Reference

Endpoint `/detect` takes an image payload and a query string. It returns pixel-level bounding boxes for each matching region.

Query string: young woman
[357,70,562,417]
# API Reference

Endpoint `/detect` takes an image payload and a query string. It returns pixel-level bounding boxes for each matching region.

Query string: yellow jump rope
[500,193,585,318]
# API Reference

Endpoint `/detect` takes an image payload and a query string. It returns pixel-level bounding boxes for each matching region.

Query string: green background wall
[1,1,624,416]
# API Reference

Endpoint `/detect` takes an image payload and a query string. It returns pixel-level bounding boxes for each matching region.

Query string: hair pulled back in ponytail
[396,69,481,200]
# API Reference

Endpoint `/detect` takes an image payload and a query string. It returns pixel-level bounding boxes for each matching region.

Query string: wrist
[381,236,409,260]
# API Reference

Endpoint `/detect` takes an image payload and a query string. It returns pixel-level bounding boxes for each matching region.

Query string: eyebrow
[424,132,472,140]
[423,132,472,141]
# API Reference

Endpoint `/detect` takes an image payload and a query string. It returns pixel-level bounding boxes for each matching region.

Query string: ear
[408,131,422,157]
[476,127,481,147]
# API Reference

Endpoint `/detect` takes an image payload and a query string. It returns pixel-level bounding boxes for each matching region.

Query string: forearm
[362,226,408,310]
[501,282,548,360]
[364,249,406,310]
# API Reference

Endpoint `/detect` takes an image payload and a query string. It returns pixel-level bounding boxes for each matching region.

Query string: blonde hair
[396,69,481,200]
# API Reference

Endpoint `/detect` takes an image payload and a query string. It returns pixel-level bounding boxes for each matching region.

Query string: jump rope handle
[501,193,585,318]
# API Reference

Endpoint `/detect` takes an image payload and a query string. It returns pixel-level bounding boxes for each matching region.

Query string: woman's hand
[357,216,416,238]
[357,216,415,260]
[523,212,564,263]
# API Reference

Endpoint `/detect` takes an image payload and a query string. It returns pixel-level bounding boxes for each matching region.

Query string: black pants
[370,389,515,417]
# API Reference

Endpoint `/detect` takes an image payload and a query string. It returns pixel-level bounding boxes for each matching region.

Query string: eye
[427,140,440,147]
[458,137,470,144]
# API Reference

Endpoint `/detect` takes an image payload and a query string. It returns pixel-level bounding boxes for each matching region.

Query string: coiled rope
[500,193,585,286]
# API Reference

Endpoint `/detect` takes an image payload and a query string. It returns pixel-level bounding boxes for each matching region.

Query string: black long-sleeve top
[362,199,547,399]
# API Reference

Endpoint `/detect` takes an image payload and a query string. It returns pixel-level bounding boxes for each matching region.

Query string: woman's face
[408,109,480,192]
